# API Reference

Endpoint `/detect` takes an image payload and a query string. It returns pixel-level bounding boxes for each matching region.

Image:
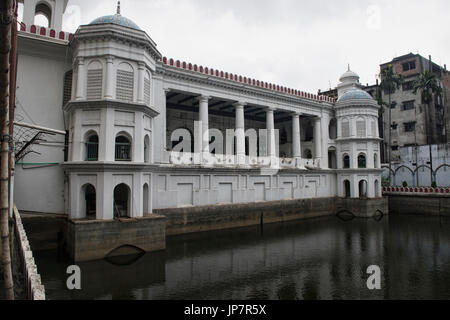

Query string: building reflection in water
[35,215,450,300]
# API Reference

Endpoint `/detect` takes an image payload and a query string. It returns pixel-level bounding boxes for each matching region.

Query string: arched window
[329,118,337,140]
[344,180,351,198]
[86,60,103,100]
[81,184,96,219]
[304,149,312,159]
[358,153,367,168]
[144,135,150,163]
[343,154,350,169]
[114,183,131,218]
[116,62,134,102]
[115,134,132,161]
[359,180,368,198]
[85,132,99,161]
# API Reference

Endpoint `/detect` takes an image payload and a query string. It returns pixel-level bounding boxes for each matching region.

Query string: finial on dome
[117,1,121,15]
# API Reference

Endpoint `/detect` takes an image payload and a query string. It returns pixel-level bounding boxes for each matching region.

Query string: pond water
[34,214,450,300]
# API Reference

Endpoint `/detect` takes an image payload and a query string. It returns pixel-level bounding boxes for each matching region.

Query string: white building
[14,0,384,223]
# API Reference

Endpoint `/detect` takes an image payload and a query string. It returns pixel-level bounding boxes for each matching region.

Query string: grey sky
[34,0,450,93]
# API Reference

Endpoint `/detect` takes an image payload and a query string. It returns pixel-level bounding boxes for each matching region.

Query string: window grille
[116,70,134,102]
[144,77,151,105]
[342,122,350,137]
[357,120,366,137]
[87,69,103,100]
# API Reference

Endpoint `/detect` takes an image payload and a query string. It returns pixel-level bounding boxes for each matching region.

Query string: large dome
[337,88,373,102]
[90,14,140,30]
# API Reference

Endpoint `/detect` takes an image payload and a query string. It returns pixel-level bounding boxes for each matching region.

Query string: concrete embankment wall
[156,197,337,236]
[11,206,46,300]
[388,194,450,217]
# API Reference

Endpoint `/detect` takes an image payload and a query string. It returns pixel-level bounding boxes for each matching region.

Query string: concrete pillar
[292,112,301,162]
[99,108,115,161]
[234,102,246,165]
[104,55,115,99]
[98,172,113,220]
[266,107,277,165]
[75,57,86,100]
[134,111,144,162]
[320,113,329,169]
[198,95,210,162]
[71,109,83,161]
[314,117,322,160]
[137,62,145,103]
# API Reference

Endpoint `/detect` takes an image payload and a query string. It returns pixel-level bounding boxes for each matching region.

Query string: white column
[314,117,322,160]
[234,102,246,165]
[104,55,114,99]
[71,109,83,161]
[292,112,301,163]
[266,107,278,166]
[75,57,86,101]
[320,113,330,169]
[137,62,145,103]
[198,95,210,163]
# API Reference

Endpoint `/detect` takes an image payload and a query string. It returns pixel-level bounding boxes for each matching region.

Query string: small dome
[337,88,373,102]
[90,14,140,30]
[339,69,360,83]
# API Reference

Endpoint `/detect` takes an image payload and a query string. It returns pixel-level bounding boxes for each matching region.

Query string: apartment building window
[402,100,415,111]
[391,145,399,151]
[402,61,416,71]
[402,81,414,91]
[404,122,416,132]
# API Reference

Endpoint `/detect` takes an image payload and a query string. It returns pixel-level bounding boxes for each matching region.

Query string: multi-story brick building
[380,53,449,162]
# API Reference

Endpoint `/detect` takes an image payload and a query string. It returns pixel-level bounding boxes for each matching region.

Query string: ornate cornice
[156,64,329,111]
[63,99,159,118]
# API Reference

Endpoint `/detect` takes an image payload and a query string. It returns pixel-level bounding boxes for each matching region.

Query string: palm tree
[379,64,404,186]
[413,70,443,185]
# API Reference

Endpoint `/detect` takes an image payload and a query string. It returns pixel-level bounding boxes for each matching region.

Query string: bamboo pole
[0,0,15,300]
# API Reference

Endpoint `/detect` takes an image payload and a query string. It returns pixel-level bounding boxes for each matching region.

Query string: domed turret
[89,1,140,30]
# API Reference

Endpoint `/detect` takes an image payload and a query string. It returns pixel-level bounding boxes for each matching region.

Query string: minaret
[117,1,121,15]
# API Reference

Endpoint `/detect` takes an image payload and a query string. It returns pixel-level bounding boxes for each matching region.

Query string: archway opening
[329,118,337,140]
[143,183,149,214]
[34,3,51,27]
[359,180,368,198]
[328,147,337,169]
[375,180,380,197]
[82,184,96,219]
[144,135,150,163]
[115,134,132,161]
[344,180,351,198]
[114,183,131,218]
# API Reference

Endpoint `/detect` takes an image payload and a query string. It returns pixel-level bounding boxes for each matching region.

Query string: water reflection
[34,215,450,300]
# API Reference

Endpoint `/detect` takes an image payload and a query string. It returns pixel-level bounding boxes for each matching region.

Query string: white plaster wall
[14,43,70,214]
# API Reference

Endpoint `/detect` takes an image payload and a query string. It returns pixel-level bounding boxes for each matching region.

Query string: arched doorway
[81,184,96,219]
[34,3,51,27]
[374,180,380,197]
[114,183,131,218]
[143,183,149,215]
[359,180,368,198]
[344,180,351,198]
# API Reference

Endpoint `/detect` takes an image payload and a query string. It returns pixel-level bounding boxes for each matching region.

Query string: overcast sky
[27,0,450,94]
